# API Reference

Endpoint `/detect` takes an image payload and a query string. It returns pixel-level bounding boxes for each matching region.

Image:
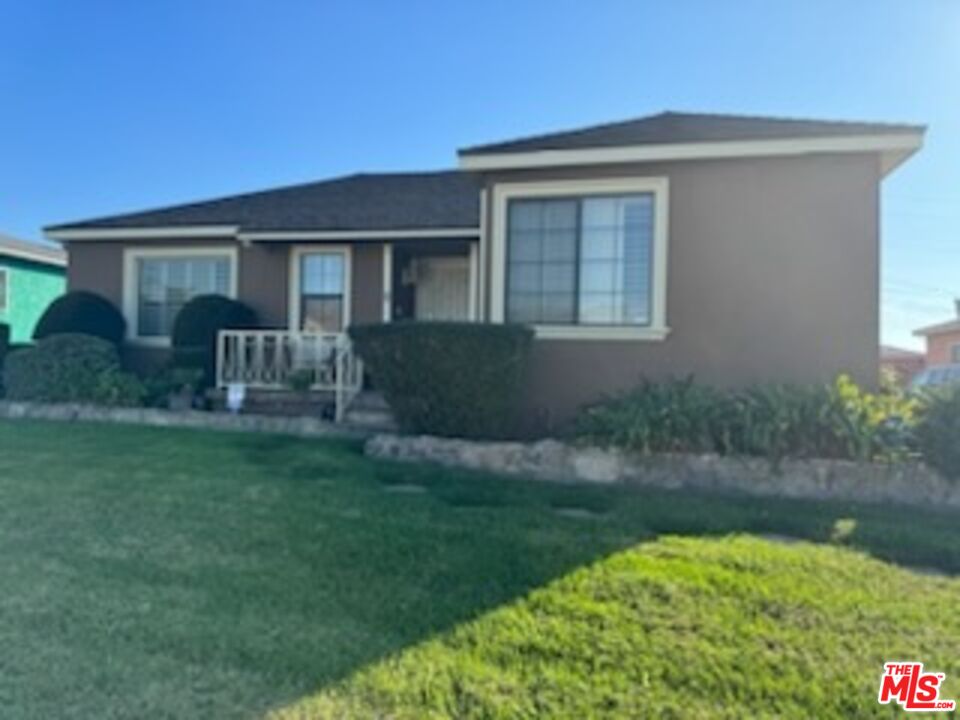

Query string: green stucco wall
[0,257,65,343]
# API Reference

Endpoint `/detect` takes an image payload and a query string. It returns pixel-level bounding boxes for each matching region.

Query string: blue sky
[1,0,957,349]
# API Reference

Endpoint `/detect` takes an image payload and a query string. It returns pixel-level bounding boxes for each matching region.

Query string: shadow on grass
[2,420,957,719]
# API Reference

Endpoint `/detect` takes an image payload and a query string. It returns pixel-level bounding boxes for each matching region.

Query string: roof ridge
[659,109,925,131]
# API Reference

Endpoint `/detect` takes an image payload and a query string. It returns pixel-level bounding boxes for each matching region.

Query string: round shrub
[3,333,144,406]
[33,291,126,345]
[916,388,960,480]
[349,322,534,439]
[171,294,258,386]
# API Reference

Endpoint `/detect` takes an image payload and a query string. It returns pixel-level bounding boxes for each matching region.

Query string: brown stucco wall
[67,239,384,337]
[481,153,883,429]
[351,243,383,325]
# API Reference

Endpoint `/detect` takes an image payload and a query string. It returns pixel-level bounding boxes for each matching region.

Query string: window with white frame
[0,268,7,313]
[133,253,233,338]
[299,251,346,332]
[506,193,655,327]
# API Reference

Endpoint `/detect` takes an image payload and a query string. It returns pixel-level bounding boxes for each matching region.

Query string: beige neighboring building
[47,111,925,429]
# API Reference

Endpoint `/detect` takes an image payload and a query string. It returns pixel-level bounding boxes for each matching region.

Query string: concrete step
[349,391,391,412]
[343,401,397,432]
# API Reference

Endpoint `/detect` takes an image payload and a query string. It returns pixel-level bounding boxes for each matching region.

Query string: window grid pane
[299,252,346,332]
[137,256,231,337]
[506,194,654,327]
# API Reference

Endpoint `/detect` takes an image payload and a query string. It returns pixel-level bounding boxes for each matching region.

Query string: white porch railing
[216,330,364,422]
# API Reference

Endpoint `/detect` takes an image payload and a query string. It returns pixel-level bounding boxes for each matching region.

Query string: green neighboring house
[0,233,66,343]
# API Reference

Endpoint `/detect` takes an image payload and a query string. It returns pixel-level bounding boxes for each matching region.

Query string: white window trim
[490,176,670,341]
[0,267,8,314]
[288,245,353,332]
[122,246,239,347]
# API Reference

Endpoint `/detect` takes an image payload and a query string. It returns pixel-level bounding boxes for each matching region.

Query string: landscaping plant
[350,322,534,439]
[3,333,144,406]
[32,290,126,345]
[171,294,258,388]
[576,377,726,454]
[915,387,960,480]
[576,374,920,467]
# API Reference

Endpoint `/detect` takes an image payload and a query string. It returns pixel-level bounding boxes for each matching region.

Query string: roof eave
[44,225,241,242]
[0,246,67,267]
[457,132,925,175]
[914,322,960,338]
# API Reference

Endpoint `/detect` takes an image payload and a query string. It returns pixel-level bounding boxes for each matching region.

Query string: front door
[414,257,469,321]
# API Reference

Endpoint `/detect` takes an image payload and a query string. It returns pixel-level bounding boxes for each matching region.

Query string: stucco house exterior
[46,111,924,427]
[914,301,960,367]
[0,233,66,343]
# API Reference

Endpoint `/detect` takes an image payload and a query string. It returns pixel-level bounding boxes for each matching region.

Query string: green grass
[0,419,958,718]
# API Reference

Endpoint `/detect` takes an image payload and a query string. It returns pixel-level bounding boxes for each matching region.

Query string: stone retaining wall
[0,401,364,439]
[366,434,957,510]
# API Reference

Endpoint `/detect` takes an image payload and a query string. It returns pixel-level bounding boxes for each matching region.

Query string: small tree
[171,294,258,387]
[33,291,126,345]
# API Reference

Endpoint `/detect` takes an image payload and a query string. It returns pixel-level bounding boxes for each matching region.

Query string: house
[46,111,924,427]
[880,345,925,385]
[914,300,960,367]
[0,233,66,343]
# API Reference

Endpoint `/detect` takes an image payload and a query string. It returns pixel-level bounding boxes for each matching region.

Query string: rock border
[0,400,366,440]
[365,434,959,510]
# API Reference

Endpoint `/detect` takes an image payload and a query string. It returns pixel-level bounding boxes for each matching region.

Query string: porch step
[207,388,334,419]
[343,392,397,432]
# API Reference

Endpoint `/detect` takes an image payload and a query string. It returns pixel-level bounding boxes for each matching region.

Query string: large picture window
[125,249,236,342]
[506,193,654,327]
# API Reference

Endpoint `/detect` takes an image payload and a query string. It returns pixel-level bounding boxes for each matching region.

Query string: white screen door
[415,257,469,321]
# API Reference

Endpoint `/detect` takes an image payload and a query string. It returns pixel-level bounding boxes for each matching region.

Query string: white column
[382,242,393,322]
[468,242,479,321]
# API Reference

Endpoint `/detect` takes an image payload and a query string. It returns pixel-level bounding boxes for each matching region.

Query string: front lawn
[0,419,958,718]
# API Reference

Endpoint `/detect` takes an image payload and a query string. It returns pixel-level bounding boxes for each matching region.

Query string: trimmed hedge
[171,295,258,387]
[33,291,126,345]
[349,322,534,439]
[3,333,144,406]
[0,322,8,365]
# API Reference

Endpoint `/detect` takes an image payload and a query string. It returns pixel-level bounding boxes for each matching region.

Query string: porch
[214,237,480,422]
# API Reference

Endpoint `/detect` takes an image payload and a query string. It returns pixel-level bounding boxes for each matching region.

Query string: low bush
[576,374,919,467]
[915,387,960,480]
[350,322,534,439]
[575,377,727,454]
[171,295,258,387]
[142,366,205,408]
[3,333,144,406]
[0,322,9,396]
[33,291,126,345]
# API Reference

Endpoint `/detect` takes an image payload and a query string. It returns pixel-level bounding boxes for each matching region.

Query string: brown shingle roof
[459,111,924,156]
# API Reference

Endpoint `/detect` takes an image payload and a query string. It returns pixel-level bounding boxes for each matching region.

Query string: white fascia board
[0,246,66,267]
[46,226,240,242]
[240,228,481,242]
[458,133,925,173]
